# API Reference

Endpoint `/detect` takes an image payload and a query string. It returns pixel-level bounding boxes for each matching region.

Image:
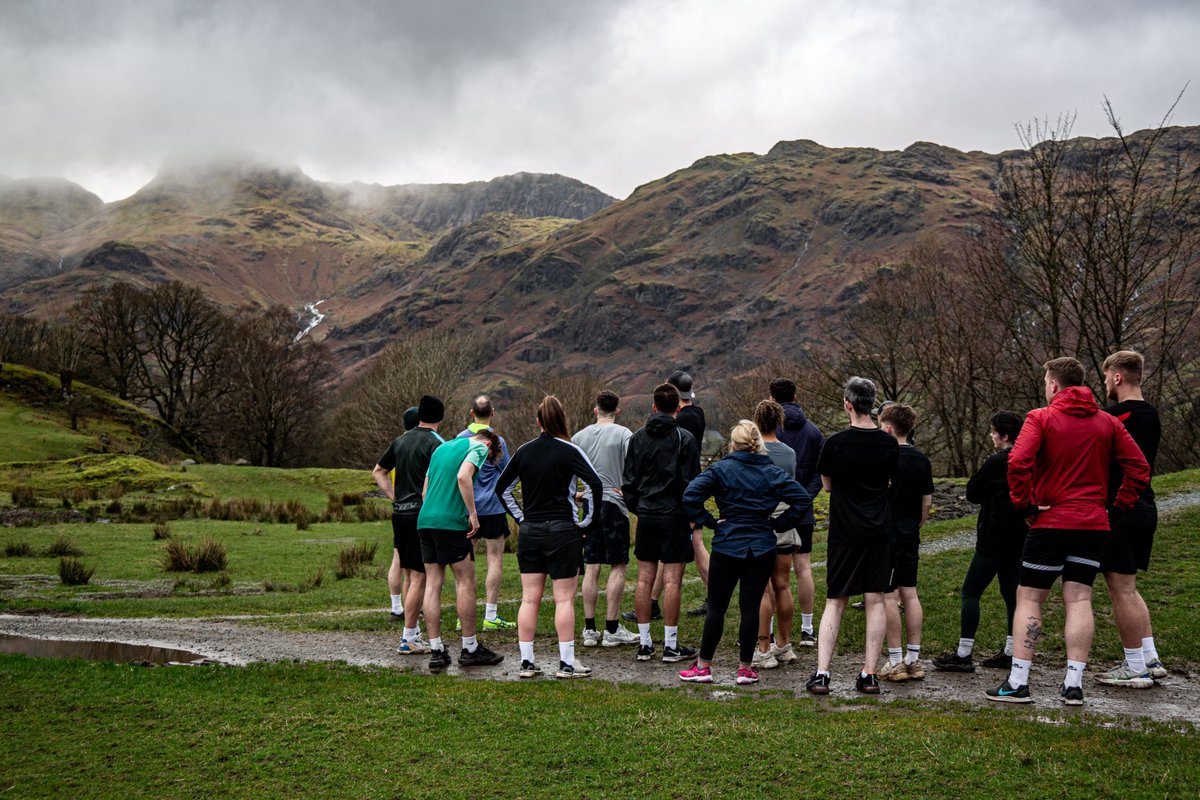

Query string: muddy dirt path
[1,613,1195,727]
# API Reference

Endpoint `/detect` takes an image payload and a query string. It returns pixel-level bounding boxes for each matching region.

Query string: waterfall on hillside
[295,300,326,342]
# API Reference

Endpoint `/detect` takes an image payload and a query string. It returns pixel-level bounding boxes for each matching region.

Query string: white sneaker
[1095,663,1154,689]
[773,643,797,664]
[1146,658,1168,679]
[602,625,640,646]
[582,628,602,647]
[556,660,592,678]
[396,636,431,655]
[751,648,779,670]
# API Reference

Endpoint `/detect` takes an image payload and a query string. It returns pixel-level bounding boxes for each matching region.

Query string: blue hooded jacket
[777,402,824,526]
[683,450,812,558]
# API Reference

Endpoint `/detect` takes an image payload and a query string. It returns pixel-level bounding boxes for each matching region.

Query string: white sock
[1004,635,1014,657]
[957,638,974,658]
[519,640,535,664]
[1142,636,1160,664]
[801,613,814,633]
[1064,660,1086,689]
[391,594,404,613]
[1125,646,1146,675]
[429,637,443,651]
[664,625,679,649]
[1008,657,1032,687]
[638,623,652,647]
[485,603,498,622]
[559,640,575,666]
[905,644,921,665]
[403,627,419,641]
[888,646,903,666]
[462,635,478,653]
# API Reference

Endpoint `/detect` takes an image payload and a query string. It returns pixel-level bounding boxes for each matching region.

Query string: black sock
[585,617,597,631]
[606,619,619,634]
[652,600,661,614]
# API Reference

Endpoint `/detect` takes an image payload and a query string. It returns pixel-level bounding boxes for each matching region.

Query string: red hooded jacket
[1008,385,1150,531]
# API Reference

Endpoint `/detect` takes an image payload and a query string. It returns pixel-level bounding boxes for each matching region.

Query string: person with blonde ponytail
[679,420,812,685]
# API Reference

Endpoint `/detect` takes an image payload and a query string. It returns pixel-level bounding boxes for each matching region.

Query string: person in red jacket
[987,357,1150,707]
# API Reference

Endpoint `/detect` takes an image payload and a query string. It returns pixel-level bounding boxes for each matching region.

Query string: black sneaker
[389,610,405,622]
[428,647,451,671]
[518,660,543,679]
[980,651,1014,670]
[662,644,697,663]
[855,673,881,694]
[686,600,708,617]
[806,672,831,695]
[798,630,817,647]
[986,680,1032,704]
[556,660,592,679]
[458,643,504,666]
[1060,684,1084,706]
[636,644,655,662]
[621,602,662,623]
[933,652,976,673]
[620,610,638,622]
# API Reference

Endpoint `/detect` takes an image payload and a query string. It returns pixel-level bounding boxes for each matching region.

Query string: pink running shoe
[736,667,760,685]
[679,661,713,683]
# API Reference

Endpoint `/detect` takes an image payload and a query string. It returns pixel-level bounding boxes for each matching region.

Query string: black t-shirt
[817,426,899,545]
[376,428,443,509]
[1105,399,1160,505]
[676,405,705,450]
[888,444,934,542]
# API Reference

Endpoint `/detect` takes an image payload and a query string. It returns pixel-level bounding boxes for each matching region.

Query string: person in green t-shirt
[417,429,506,671]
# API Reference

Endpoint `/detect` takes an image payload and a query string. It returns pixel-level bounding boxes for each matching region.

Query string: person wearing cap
[668,370,712,619]
[372,395,446,656]
[382,406,421,622]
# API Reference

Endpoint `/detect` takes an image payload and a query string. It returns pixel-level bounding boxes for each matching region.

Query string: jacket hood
[726,450,772,466]
[781,402,809,430]
[645,412,680,437]
[1051,385,1099,417]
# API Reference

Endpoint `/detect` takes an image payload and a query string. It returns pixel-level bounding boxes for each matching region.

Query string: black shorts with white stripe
[1019,528,1109,590]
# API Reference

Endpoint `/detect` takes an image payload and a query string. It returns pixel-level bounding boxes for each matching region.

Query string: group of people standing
[371,350,1166,704]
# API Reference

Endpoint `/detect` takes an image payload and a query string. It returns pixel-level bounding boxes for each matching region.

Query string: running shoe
[396,636,431,655]
[428,647,451,671]
[736,667,760,685]
[773,643,797,664]
[556,660,592,679]
[906,660,926,680]
[980,651,1013,670]
[933,652,976,673]
[850,600,865,610]
[481,616,516,631]
[686,601,708,617]
[679,661,713,683]
[636,644,656,662]
[518,660,543,679]
[582,628,602,648]
[602,625,639,646]
[878,660,908,682]
[986,680,1032,704]
[621,601,662,622]
[1060,684,1084,706]
[662,644,698,663]
[798,630,817,648]
[805,672,831,695]
[458,643,504,667]
[1094,663,1153,689]
[1146,658,1168,680]
[855,673,881,694]
[390,610,405,622]
[751,648,779,670]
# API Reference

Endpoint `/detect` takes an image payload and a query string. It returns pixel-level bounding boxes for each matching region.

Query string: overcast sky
[2,0,1197,202]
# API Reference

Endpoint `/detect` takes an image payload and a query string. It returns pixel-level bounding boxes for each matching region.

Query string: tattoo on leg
[1023,617,1042,652]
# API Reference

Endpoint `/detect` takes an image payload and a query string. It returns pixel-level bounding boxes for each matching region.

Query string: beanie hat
[402,406,420,431]
[418,395,445,424]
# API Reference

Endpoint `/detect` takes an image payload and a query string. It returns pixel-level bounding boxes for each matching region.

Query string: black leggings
[960,550,1020,640]
[701,549,776,664]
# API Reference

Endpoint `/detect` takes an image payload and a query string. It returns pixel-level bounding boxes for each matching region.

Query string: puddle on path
[0,634,206,665]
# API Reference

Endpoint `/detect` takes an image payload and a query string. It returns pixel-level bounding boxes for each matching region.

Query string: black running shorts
[1020,528,1108,589]
[391,512,425,574]
[1100,505,1156,575]
[476,513,511,540]
[418,527,474,566]
[887,538,920,591]
[583,502,631,566]
[826,540,890,598]
[518,520,583,580]
[633,513,694,565]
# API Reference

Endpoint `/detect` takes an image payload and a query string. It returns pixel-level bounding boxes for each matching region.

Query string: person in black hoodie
[496,396,603,680]
[622,382,702,664]
[933,411,1026,673]
[769,378,825,645]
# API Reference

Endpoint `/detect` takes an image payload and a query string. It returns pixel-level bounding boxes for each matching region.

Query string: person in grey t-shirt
[571,390,639,648]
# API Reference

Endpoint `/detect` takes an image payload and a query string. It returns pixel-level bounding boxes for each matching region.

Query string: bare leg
[635,560,659,624]
[1104,572,1153,647]
[450,558,477,639]
[692,532,710,587]
[883,590,902,650]
[771,555,794,647]
[1062,581,1095,664]
[552,576,579,642]
[817,596,848,673]
[1011,585,1051,662]
[484,537,505,607]
[403,569,425,623]
[582,563,601,622]
[898,586,923,646]
[863,592,885,674]
[661,562,686,627]
[388,548,403,596]
[518,573,546,643]
[605,563,628,622]
[757,587,774,653]
[422,565,446,641]
[651,562,665,604]
[793,552,814,619]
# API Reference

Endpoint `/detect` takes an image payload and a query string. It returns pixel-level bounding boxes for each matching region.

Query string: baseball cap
[667,370,695,400]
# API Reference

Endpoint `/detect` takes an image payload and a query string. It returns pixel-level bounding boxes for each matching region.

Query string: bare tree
[74,283,146,401]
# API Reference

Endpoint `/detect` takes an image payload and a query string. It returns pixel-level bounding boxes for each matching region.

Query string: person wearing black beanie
[419,395,445,424]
